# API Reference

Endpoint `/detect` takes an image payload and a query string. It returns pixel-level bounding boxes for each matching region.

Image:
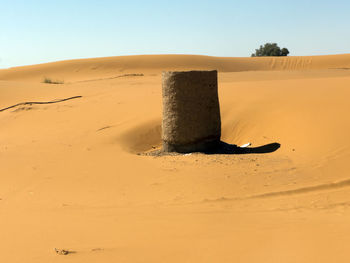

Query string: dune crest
[1,54,350,82]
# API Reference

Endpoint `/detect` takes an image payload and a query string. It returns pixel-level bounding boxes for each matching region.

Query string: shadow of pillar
[203,142,281,155]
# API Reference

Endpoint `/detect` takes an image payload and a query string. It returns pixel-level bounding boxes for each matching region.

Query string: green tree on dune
[251,43,289,57]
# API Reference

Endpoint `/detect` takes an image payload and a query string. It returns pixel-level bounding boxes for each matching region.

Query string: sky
[1,0,349,68]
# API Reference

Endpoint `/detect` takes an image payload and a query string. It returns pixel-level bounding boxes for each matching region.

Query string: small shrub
[251,43,289,57]
[43,77,64,84]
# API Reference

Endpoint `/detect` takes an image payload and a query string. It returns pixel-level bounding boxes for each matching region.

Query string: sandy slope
[1,54,350,262]
[1,54,350,82]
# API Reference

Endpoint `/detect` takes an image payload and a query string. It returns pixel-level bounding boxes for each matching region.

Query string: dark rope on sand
[0,96,82,112]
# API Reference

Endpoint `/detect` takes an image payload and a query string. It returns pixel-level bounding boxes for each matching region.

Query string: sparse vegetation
[251,43,289,57]
[43,77,64,84]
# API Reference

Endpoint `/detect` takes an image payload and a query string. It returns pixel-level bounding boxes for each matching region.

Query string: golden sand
[1,54,350,262]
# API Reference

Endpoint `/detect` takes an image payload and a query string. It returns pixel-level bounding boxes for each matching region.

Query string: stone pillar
[162,70,221,153]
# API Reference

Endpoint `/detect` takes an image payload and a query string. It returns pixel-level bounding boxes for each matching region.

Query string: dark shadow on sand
[203,141,281,155]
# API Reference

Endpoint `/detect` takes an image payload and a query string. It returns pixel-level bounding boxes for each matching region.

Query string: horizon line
[1,52,350,70]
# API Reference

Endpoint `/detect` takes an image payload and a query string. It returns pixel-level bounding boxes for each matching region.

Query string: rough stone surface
[162,70,221,153]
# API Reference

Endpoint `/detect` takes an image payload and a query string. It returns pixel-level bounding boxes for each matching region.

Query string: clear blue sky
[1,0,349,68]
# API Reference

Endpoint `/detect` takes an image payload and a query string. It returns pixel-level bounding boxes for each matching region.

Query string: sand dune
[1,54,350,262]
[1,54,350,82]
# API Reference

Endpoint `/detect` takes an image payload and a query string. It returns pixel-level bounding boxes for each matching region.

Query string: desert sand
[1,54,350,262]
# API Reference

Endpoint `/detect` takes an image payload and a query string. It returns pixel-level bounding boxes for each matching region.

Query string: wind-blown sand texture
[1,54,350,262]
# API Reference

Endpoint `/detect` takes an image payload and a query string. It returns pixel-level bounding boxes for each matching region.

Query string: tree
[281,48,290,56]
[251,43,289,57]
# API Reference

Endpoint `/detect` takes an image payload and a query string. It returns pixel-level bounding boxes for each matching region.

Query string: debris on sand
[54,248,73,255]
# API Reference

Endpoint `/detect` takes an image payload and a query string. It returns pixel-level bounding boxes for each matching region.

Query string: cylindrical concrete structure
[162,70,221,153]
